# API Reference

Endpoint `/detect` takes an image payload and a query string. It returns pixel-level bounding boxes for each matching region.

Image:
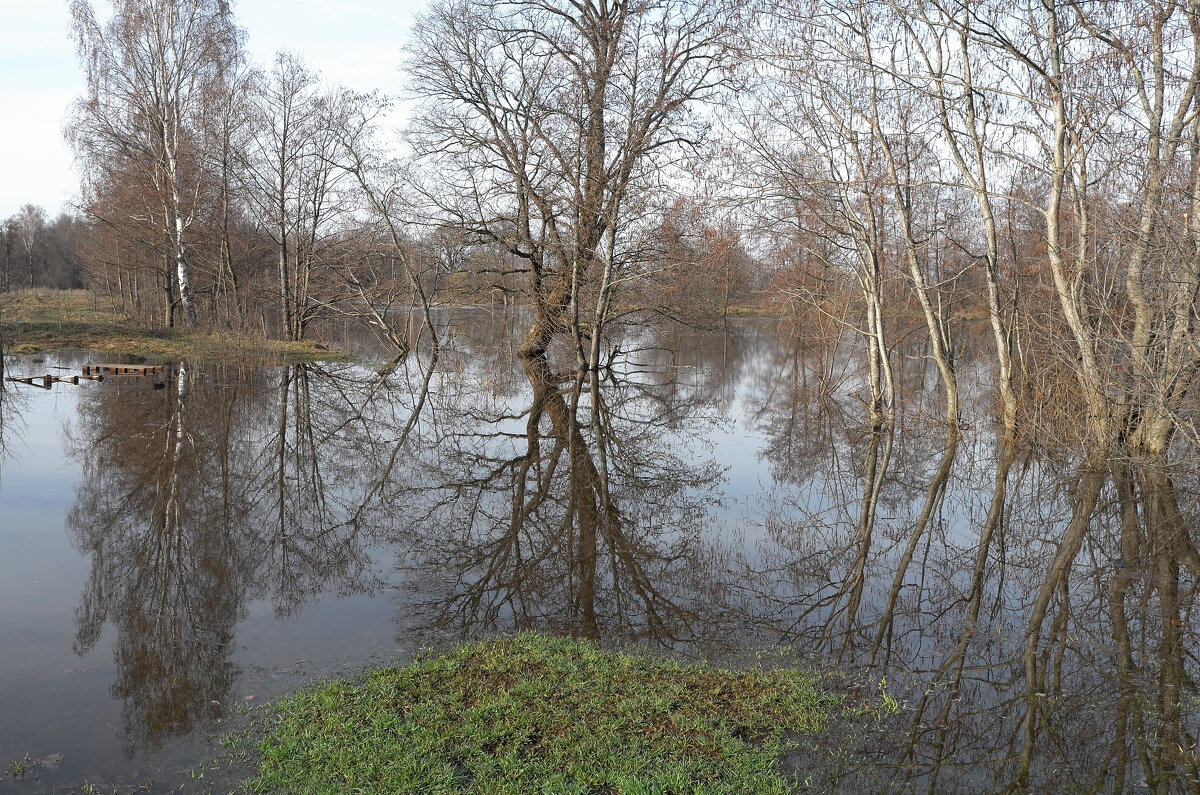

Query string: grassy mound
[247,634,837,794]
[0,289,345,361]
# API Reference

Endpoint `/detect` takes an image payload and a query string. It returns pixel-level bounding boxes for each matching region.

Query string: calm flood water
[0,312,1196,792]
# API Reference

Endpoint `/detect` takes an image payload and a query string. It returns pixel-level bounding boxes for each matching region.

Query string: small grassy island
[245,634,840,794]
[0,290,343,362]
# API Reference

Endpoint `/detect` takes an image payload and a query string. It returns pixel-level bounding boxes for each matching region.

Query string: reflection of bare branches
[897,434,1020,793]
[69,364,239,750]
[728,333,1200,791]
[64,361,391,751]
[240,363,392,617]
[868,432,958,667]
[0,376,29,467]
[390,347,726,644]
[1016,463,1106,787]
[743,336,907,648]
[350,351,440,516]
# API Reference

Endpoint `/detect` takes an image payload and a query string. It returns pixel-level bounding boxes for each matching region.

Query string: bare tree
[13,205,48,289]
[197,50,253,327]
[69,0,239,328]
[406,0,731,363]
[329,89,444,359]
[241,53,351,340]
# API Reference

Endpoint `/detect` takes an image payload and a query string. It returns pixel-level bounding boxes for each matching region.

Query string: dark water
[0,312,1196,792]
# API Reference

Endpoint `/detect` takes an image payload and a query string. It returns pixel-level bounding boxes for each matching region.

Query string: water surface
[0,313,1195,792]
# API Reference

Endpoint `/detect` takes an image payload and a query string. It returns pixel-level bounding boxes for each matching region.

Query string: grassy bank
[245,634,840,794]
[0,290,346,362]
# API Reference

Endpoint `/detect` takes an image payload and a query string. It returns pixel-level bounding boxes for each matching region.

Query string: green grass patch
[6,756,29,778]
[245,634,838,794]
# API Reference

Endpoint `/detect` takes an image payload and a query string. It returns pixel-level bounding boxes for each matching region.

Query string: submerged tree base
[246,634,838,794]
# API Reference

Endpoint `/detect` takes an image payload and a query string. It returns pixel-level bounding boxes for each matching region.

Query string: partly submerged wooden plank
[7,374,106,388]
[5,375,53,389]
[83,364,164,376]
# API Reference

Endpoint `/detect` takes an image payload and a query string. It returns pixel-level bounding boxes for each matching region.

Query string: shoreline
[0,289,794,365]
[0,289,352,363]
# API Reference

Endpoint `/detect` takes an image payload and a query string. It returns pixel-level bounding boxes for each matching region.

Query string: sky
[0,0,427,221]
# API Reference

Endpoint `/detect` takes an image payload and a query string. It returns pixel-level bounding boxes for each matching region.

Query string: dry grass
[0,289,347,362]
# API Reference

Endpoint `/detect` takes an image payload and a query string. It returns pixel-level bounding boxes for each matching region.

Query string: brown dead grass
[0,289,347,363]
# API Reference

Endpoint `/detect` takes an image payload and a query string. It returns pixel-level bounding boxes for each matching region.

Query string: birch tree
[69,0,239,328]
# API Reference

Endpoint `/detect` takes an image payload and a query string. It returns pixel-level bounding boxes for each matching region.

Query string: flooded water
[0,312,1196,792]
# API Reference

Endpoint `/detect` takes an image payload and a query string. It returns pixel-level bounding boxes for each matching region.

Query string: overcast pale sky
[0,0,427,220]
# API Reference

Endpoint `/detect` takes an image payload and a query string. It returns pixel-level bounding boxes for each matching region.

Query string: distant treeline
[0,206,85,291]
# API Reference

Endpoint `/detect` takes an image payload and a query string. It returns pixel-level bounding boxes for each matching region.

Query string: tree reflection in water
[68,364,241,750]
[0,365,29,465]
[51,317,1200,789]
[740,331,1200,792]
[60,337,729,753]
[381,351,727,642]
[64,361,402,751]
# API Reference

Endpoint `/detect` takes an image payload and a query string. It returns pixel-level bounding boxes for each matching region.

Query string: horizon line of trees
[0,204,85,291]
